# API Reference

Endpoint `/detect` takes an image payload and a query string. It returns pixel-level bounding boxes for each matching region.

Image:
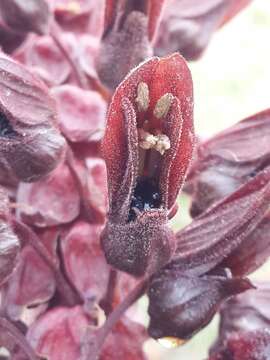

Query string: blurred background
[144,1,270,358]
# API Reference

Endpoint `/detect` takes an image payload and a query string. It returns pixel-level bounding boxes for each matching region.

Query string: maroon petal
[188,109,270,217]
[51,85,106,143]
[17,162,80,227]
[218,216,270,277]
[200,108,270,163]
[148,270,252,341]
[170,166,270,275]
[61,221,110,304]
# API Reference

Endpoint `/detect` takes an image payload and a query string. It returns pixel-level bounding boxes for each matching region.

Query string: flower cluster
[0,1,269,360]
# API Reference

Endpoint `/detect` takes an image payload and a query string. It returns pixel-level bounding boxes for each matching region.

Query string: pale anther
[138,128,157,150]
[153,93,174,119]
[135,82,150,112]
[138,129,171,155]
[155,134,171,155]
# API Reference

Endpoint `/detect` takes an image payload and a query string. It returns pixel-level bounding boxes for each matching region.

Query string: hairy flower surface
[148,166,270,341]
[101,53,194,276]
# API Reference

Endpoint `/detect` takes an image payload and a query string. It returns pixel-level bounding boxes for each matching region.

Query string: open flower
[97,0,167,90]
[101,53,194,276]
[148,166,270,341]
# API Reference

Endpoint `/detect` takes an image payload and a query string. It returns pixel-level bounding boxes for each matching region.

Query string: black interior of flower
[128,177,161,221]
[0,111,16,137]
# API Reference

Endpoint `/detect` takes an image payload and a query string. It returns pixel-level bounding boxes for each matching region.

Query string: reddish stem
[49,19,88,89]
[100,269,118,315]
[81,278,148,360]
[0,317,38,360]
[11,218,81,307]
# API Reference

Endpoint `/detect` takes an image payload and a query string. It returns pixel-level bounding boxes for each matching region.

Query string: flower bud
[0,53,66,183]
[148,270,253,341]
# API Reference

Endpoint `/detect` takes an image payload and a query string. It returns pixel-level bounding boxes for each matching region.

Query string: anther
[138,128,157,150]
[153,93,173,119]
[136,82,150,112]
[155,134,171,155]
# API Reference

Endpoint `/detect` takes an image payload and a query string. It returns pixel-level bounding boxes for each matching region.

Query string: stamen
[138,129,171,155]
[135,82,150,112]
[153,93,173,119]
[155,134,171,155]
[138,128,157,150]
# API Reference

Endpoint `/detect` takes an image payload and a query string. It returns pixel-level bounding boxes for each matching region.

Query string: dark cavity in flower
[129,177,161,221]
[0,111,16,137]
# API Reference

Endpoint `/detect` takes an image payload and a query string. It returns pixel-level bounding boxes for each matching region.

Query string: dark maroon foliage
[0,1,268,360]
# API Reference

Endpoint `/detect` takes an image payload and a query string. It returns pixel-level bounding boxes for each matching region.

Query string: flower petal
[170,166,270,275]
[61,221,110,304]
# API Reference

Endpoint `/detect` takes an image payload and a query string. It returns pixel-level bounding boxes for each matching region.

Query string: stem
[0,317,38,360]
[66,147,103,224]
[81,278,148,360]
[49,19,88,89]
[11,218,81,307]
[100,269,118,315]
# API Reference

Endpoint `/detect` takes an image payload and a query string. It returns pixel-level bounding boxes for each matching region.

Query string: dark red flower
[101,53,194,276]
